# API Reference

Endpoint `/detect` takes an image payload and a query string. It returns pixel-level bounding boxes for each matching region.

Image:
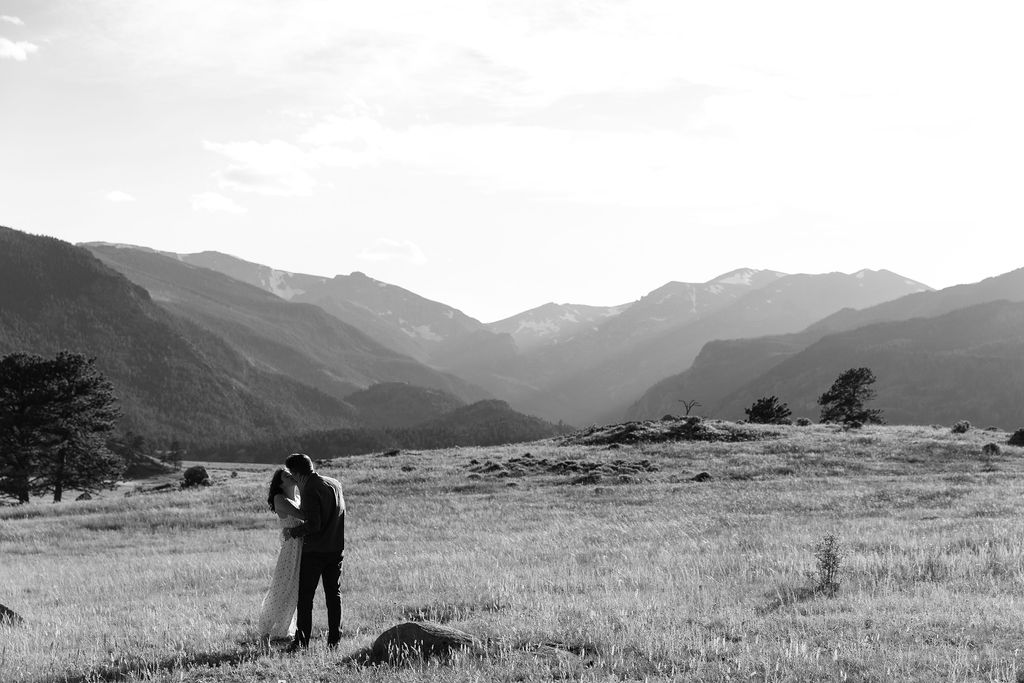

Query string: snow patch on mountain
[514,319,563,336]
[713,269,755,286]
[400,323,443,342]
[266,270,305,300]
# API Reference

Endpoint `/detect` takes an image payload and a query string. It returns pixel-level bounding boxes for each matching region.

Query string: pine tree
[818,367,884,426]
[0,352,122,503]
[745,396,792,424]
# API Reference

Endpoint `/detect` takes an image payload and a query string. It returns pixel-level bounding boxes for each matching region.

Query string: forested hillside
[713,300,1024,427]
[0,227,354,445]
[192,400,572,463]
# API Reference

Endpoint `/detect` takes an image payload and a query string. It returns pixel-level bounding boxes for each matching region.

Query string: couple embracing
[257,453,345,651]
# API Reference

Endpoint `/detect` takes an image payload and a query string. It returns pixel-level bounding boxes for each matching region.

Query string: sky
[2,1,1023,323]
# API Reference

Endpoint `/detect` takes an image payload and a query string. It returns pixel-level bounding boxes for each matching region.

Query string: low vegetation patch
[466,451,658,481]
[560,416,776,446]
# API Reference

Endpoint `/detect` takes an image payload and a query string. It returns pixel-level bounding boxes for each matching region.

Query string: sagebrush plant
[813,533,842,595]
[951,420,971,434]
[1009,429,1024,447]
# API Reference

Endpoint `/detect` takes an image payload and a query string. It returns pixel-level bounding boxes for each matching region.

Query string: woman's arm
[273,494,306,520]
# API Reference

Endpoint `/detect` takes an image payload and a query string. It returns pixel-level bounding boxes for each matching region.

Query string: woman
[257,468,305,640]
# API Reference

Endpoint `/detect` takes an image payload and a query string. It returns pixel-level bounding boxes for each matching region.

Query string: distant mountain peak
[708,268,758,285]
[707,268,788,287]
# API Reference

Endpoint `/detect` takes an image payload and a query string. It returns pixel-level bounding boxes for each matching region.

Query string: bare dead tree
[677,399,702,416]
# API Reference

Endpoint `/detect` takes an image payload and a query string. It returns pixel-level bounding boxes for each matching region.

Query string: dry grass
[2,423,1024,681]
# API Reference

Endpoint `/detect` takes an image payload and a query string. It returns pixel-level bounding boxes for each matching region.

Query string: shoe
[285,639,307,654]
[327,635,340,650]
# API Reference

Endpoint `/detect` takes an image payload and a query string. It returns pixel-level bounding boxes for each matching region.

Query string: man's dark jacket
[292,473,344,554]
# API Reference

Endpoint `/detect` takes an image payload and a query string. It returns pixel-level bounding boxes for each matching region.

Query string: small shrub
[661,414,675,421]
[1009,429,1024,447]
[951,420,971,434]
[844,420,864,430]
[795,417,812,426]
[745,396,792,424]
[982,443,1002,456]
[812,533,842,595]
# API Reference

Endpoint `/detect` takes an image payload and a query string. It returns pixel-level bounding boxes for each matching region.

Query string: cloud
[358,238,427,265]
[105,190,136,202]
[0,38,38,61]
[203,139,316,196]
[190,192,247,214]
[0,16,24,26]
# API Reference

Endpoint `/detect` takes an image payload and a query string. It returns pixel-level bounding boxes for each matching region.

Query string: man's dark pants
[295,551,343,646]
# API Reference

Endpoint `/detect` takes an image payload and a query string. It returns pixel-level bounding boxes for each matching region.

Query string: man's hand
[281,528,291,542]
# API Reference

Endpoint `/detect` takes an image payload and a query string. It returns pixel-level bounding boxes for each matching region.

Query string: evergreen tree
[818,367,884,426]
[745,396,792,424]
[0,352,122,503]
[0,354,55,503]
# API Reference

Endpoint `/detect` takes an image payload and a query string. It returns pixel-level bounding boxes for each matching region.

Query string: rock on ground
[368,621,477,664]
[0,603,24,626]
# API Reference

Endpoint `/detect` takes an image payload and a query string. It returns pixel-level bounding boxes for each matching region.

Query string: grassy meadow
[3,422,1024,682]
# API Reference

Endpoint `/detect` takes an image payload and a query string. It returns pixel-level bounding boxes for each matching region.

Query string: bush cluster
[951,420,971,434]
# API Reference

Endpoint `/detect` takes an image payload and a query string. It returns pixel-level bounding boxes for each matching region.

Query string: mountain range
[86,244,486,404]
[0,228,353,443]
[629,268,1024,427]
[3,224,1022,450]
[78,242,937,428]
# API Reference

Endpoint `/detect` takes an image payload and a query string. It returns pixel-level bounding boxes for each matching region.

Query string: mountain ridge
[628,267,1022,421]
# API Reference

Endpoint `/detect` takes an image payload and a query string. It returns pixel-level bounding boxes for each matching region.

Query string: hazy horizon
[3,1,1021,321]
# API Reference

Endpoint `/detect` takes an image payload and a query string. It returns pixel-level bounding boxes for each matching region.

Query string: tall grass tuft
[812,533,842,596]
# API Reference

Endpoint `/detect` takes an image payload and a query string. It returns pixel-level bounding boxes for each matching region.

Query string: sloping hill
[487,301,631,351]
[810,267,1024,334]
[523,270,930,425]
[85,244,487,404]
[630,267,1024,421]
[0,227,353,444]
[171,249,326,300]
[343,382,465,428]
[155,248,506,364]
[192,399,571,463]
[714,300,1024,427]
[626,332,819,420]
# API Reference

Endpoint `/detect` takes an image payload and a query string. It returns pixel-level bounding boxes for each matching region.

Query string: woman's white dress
[257,512,303,639]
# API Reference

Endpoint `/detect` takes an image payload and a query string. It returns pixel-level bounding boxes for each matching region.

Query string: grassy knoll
[3,422,1024,682]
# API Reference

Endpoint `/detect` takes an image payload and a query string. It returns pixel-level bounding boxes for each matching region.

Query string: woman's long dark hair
[267,468,287,512]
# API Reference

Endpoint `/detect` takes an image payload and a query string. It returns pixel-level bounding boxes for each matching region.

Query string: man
[283,453,345,651]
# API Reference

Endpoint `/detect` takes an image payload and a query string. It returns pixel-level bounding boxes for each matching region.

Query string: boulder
[75,492,92,501]
[0,603,24,626]
[181,465,210,488]
[1009,429,1024,447]
[690,471,712,482]
[368,621,477,664]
